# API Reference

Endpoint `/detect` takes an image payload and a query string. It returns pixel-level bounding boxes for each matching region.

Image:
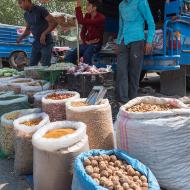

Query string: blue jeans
[64,43,101,65]
[30,43,53,66]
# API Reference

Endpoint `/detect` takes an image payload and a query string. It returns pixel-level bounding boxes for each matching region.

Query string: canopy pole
[76,19,80,65]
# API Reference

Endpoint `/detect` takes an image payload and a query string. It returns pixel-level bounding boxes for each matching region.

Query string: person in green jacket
[116,0,155,103]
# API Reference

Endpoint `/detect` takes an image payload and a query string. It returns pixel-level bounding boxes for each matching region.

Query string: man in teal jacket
[116,0,155,103]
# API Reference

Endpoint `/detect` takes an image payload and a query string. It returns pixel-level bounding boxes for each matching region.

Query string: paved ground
[0,159,31,190]
[0,73,189,190]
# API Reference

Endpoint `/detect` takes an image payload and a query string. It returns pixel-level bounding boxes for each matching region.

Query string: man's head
[18,0,32,10]
[86,0,100,14]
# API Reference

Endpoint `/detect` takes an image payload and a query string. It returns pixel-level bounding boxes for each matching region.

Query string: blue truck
[0,23,32,68]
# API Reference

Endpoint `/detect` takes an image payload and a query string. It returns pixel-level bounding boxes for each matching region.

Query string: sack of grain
[34,90,61,108]
[72,149,160,190]
[13,112,50,175]
[0,94,29,118]
[115,96,190,190]
[21,80,51,103]
[32,121,89,190]
[42,91,80,121]
[66,99,114,150]
[0,91,14,98]
[0,108,41,156]
[8,78,33,94]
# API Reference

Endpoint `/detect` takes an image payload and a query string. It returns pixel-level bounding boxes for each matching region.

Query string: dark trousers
[116,40,144,102]
[30,43,53,66]
[64,43,101,65]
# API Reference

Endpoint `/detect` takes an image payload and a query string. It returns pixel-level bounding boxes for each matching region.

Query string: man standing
[17,0,57,66]
[116,0,155,103]
[64,0,105,65]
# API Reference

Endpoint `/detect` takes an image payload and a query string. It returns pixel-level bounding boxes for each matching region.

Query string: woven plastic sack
[0,94,29,118]
[33,90,58,108]
[115,96,190,190]
[32,121,89,190]
[8,78,33,94]
[72,149,160,190]
[0,108,41,156]
[42,91,80,121]
[66,99,114,150]
[0,91,14,98]
[13,112,50,175]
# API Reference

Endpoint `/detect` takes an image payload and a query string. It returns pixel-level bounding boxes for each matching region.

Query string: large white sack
[115,96,190,190]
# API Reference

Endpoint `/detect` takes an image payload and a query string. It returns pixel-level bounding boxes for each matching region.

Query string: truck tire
[9,51,28,70]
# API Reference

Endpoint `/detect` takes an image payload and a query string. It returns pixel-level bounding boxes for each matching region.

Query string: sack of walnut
[72,149,160,190]
[115,96,190,190]
[0,108,41,156]
[42,91,80,121]
[34,89,63,108]
[32,121,89,190]
[66,99,114,150]
[13,112,50,175]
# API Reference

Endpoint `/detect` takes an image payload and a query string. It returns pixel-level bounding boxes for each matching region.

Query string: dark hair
[88,0,101,8]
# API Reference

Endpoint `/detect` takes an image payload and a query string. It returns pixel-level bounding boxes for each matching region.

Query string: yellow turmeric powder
[43,128,76,138]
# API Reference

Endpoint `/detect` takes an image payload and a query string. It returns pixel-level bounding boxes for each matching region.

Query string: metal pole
[76,19,80,65]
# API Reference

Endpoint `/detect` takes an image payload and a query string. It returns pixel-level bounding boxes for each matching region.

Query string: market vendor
[116,0,155,103]
[64,0,105,65]
[17,0,57,66]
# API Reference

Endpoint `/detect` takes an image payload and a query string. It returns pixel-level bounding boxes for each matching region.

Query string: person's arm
[80,25,87,44]
[116,8,124,45]
[138,0,155,54]
[40,7,57,45]
[17,22,31,43]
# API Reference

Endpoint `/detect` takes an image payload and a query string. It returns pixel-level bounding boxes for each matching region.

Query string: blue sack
[72,149,160,190]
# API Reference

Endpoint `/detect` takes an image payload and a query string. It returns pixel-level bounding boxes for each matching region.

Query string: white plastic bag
[115,96,190,190]
[42,91,80,121]
[32,121,87,152]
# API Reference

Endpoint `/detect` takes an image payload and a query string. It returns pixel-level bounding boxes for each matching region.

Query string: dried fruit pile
[43,128,76,138]
[126,103,176,112]
[84,155,148,190]
[46,93,74,100]
[5,112,20,120]
[22,118,42,126]
[71,101,89,107]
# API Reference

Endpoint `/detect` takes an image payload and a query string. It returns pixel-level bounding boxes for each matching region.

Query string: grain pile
[0,108,41,156]
[32,121,89,190]
[42,91,80,121]
[66,99,114,150]
[14,113,49,175]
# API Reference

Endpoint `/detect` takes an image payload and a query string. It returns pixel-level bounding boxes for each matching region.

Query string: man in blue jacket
[116,0,155,103]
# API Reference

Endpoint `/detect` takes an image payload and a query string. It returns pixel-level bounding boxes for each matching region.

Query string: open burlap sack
[42,91,80,121]
[14,113,49,175]
[66,99,114,150]
[0,108,41,156]
[32,121,89,190]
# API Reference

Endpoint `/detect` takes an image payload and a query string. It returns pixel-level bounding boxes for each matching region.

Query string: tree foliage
[0,0,76,26]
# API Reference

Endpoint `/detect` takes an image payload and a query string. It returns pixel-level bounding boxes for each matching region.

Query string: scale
[85,86,107,105]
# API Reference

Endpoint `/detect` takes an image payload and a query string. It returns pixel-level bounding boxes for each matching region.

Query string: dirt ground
[0,73,188,190]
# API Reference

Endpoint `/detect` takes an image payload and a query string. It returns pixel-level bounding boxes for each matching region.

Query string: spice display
[22,118,42,126]
[126,103,176,112]
[5,111,20,120]
[84,155,148,190]
[46,93,74,100]
[71,101,89,107]
[47,62,75,71]
[42,91,80,121]
[43,128,76,138]
[67,64,112,75]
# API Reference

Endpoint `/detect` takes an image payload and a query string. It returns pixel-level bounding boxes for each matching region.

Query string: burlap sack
[14,113,50,175]
[0,108,41,156]
[66,99,114,150]
[42,91,80,121]
[32,121,89,190]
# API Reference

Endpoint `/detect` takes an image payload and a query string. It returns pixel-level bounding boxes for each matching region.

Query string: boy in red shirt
[64,0,105,65]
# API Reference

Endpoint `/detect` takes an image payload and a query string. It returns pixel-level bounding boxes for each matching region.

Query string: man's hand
[77,0,82,7]
[145,43,153,55]
[40,33,46,45]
